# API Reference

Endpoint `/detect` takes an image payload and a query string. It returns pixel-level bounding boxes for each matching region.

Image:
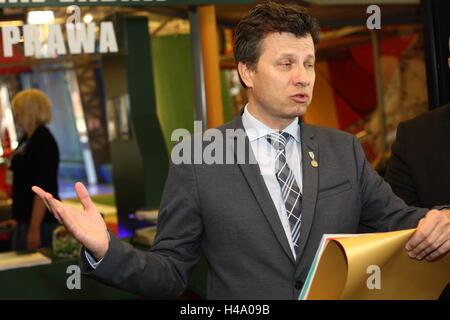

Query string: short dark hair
[234,1,320,87]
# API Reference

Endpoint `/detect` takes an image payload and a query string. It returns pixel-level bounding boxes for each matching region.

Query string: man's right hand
[32,182,109,261]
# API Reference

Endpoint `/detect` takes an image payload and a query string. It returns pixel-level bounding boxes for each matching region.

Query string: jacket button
[294,280,304,290]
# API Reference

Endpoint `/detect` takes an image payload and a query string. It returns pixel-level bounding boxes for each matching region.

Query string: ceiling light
[83,14,93,24]
[27,11,55,25]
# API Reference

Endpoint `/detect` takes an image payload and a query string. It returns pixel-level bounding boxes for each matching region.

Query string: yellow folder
[299,229,450,300]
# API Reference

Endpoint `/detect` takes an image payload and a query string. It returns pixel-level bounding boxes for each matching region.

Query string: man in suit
[385,104,450,208]
[385,104,450,299]
[33,2,450,299]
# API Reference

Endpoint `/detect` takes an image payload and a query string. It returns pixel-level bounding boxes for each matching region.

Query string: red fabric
[0,166,12,196]
[328,57,377,118]
[350,35,415,76]
[332,87,362,129]
[327,35,416,130]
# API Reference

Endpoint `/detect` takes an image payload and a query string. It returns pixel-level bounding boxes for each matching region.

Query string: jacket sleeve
[384,122,422,207]
[353,135,427,231]
[79,161,203,299]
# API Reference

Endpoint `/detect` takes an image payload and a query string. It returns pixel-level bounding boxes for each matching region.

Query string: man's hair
[233,1,320,87]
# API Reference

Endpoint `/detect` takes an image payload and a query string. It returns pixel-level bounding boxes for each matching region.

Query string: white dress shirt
[241,105,303,259]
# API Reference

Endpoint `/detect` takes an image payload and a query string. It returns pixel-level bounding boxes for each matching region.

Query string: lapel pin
[308,151,318,168]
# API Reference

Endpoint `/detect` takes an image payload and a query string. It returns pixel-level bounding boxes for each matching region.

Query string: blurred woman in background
[10,88,60,250]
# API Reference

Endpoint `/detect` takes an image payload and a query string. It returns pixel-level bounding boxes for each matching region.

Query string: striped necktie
[266,131,303,253]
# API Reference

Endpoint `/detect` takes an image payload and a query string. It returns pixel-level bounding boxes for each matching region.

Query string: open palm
[32,182,109,260]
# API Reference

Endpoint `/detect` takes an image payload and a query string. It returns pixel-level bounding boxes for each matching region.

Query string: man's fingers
[33,185,85,233]
[49,202,63,224]
[425,239,450,261]
[43,192,57,212]
[50,198,78,233]
[406,210,450,260]
[47,195,65,223]
[406,213,439,251]
[75,182,94,211]
[42,192,72,225]
[53,213,63,224]
[414,229,446,260]
[31,186,46,197]
[32,186,53,212]
[409,223,445,259]
[41,195,52,212]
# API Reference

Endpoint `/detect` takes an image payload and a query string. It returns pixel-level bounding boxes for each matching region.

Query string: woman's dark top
[10,125,59,224]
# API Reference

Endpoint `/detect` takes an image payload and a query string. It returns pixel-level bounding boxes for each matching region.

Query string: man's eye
[280,62,292,67]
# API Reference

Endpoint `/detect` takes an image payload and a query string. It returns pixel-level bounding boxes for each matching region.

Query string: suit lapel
[295,123,319,272]
[229,116,295,263]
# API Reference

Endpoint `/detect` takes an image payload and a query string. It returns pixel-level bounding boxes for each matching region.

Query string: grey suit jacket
[80,115,427,299]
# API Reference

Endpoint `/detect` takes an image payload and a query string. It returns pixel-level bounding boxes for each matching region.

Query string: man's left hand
[406,209,450,261]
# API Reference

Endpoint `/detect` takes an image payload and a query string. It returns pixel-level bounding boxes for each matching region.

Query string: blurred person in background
[384,103,450,208]
[385,45,450,208]
[10,88,60,251]
[384,44,450,300]
[385,103,450,301]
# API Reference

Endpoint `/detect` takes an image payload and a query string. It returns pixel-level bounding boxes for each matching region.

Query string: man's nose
[292,65,310,87]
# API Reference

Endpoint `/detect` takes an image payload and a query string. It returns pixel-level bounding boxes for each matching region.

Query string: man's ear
[237,62,254,88]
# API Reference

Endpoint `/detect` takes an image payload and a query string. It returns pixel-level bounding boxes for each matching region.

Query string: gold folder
[299,229,450,300]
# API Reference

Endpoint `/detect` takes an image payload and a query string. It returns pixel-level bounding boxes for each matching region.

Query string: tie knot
[266,131,291,150]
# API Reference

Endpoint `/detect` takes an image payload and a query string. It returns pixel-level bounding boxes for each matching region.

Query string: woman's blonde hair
[11,88,52,134]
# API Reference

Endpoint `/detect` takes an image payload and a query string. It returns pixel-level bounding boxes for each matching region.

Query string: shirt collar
[241,104,301,143]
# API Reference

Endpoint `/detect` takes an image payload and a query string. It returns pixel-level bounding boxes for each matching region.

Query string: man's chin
[288,103,308,117]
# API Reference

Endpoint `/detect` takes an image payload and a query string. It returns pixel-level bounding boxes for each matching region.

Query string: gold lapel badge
[308,151,318,168]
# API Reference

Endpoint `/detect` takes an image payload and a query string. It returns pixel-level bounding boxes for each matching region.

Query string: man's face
[241,32,316,122]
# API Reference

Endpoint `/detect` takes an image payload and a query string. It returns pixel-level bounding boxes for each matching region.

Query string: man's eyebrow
[277,53,296,59]
[277,53,316,60]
